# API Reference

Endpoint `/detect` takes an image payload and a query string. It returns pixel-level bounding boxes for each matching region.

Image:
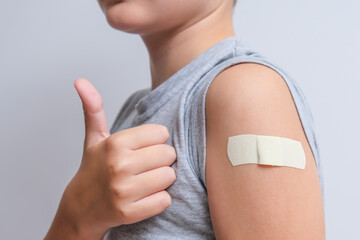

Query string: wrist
[45,204,108,240]
[44,188,108,240]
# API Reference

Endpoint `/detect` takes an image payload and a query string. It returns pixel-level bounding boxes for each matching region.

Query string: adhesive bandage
[227,134,306,169]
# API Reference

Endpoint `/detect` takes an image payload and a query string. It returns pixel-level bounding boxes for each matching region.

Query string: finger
[110,123,170,150]
[125,190,172,224]
[129,144,177,174]
[74,78,110,148]
[131,166,176,201]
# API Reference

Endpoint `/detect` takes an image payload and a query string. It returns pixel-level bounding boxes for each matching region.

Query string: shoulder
[205,62,311,165]
[204,63,325,238]
[205,62,305,140]
[206,63,293,125]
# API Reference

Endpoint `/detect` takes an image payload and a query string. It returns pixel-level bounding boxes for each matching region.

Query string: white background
[0,0,359,239]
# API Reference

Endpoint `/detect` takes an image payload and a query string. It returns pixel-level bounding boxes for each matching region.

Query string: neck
[140,2,235,91]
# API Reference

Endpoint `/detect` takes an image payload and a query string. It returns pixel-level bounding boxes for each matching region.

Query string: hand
[45,78,177,240]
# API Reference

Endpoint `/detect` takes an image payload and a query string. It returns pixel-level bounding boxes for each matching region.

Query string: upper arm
[205,63,325,239]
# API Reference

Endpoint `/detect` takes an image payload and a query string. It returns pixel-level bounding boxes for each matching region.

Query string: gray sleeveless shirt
[105,36,324,239]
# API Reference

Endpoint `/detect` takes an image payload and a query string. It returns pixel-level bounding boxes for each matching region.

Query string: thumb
[74,78,110,148]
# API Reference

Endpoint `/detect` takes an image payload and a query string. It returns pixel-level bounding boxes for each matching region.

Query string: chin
[103,3,155,34]
[103,2,183,36]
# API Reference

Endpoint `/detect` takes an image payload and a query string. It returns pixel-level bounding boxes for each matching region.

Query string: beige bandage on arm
[227,134,306,169]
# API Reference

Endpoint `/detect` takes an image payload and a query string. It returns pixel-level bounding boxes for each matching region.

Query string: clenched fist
[45,79,177,240]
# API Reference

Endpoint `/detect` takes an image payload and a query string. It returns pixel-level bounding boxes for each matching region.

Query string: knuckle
[114,203,132,220]
[109,182,121,198]
[105,137,118,152]
[116,184,132,199]
[105,135,127,152]
[110,182,133,200]
[106,157,133,178]
[107,160,128,176]
[114,159,132,175]
[123,182,138,199]
[107,161,118,176]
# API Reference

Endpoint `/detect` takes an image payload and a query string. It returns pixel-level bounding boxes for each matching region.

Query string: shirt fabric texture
[105,36,325,239]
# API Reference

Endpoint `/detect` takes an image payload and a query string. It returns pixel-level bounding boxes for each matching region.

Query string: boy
[45,0,325,239]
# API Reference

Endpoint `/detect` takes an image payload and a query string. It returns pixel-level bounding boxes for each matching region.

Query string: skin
[97,0,236,90]
[44,79,177,240]
[45,0,325,239]
[205,63,326,239]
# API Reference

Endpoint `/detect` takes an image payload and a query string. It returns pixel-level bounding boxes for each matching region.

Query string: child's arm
[44,79,176,239]
[205,63,325,239]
